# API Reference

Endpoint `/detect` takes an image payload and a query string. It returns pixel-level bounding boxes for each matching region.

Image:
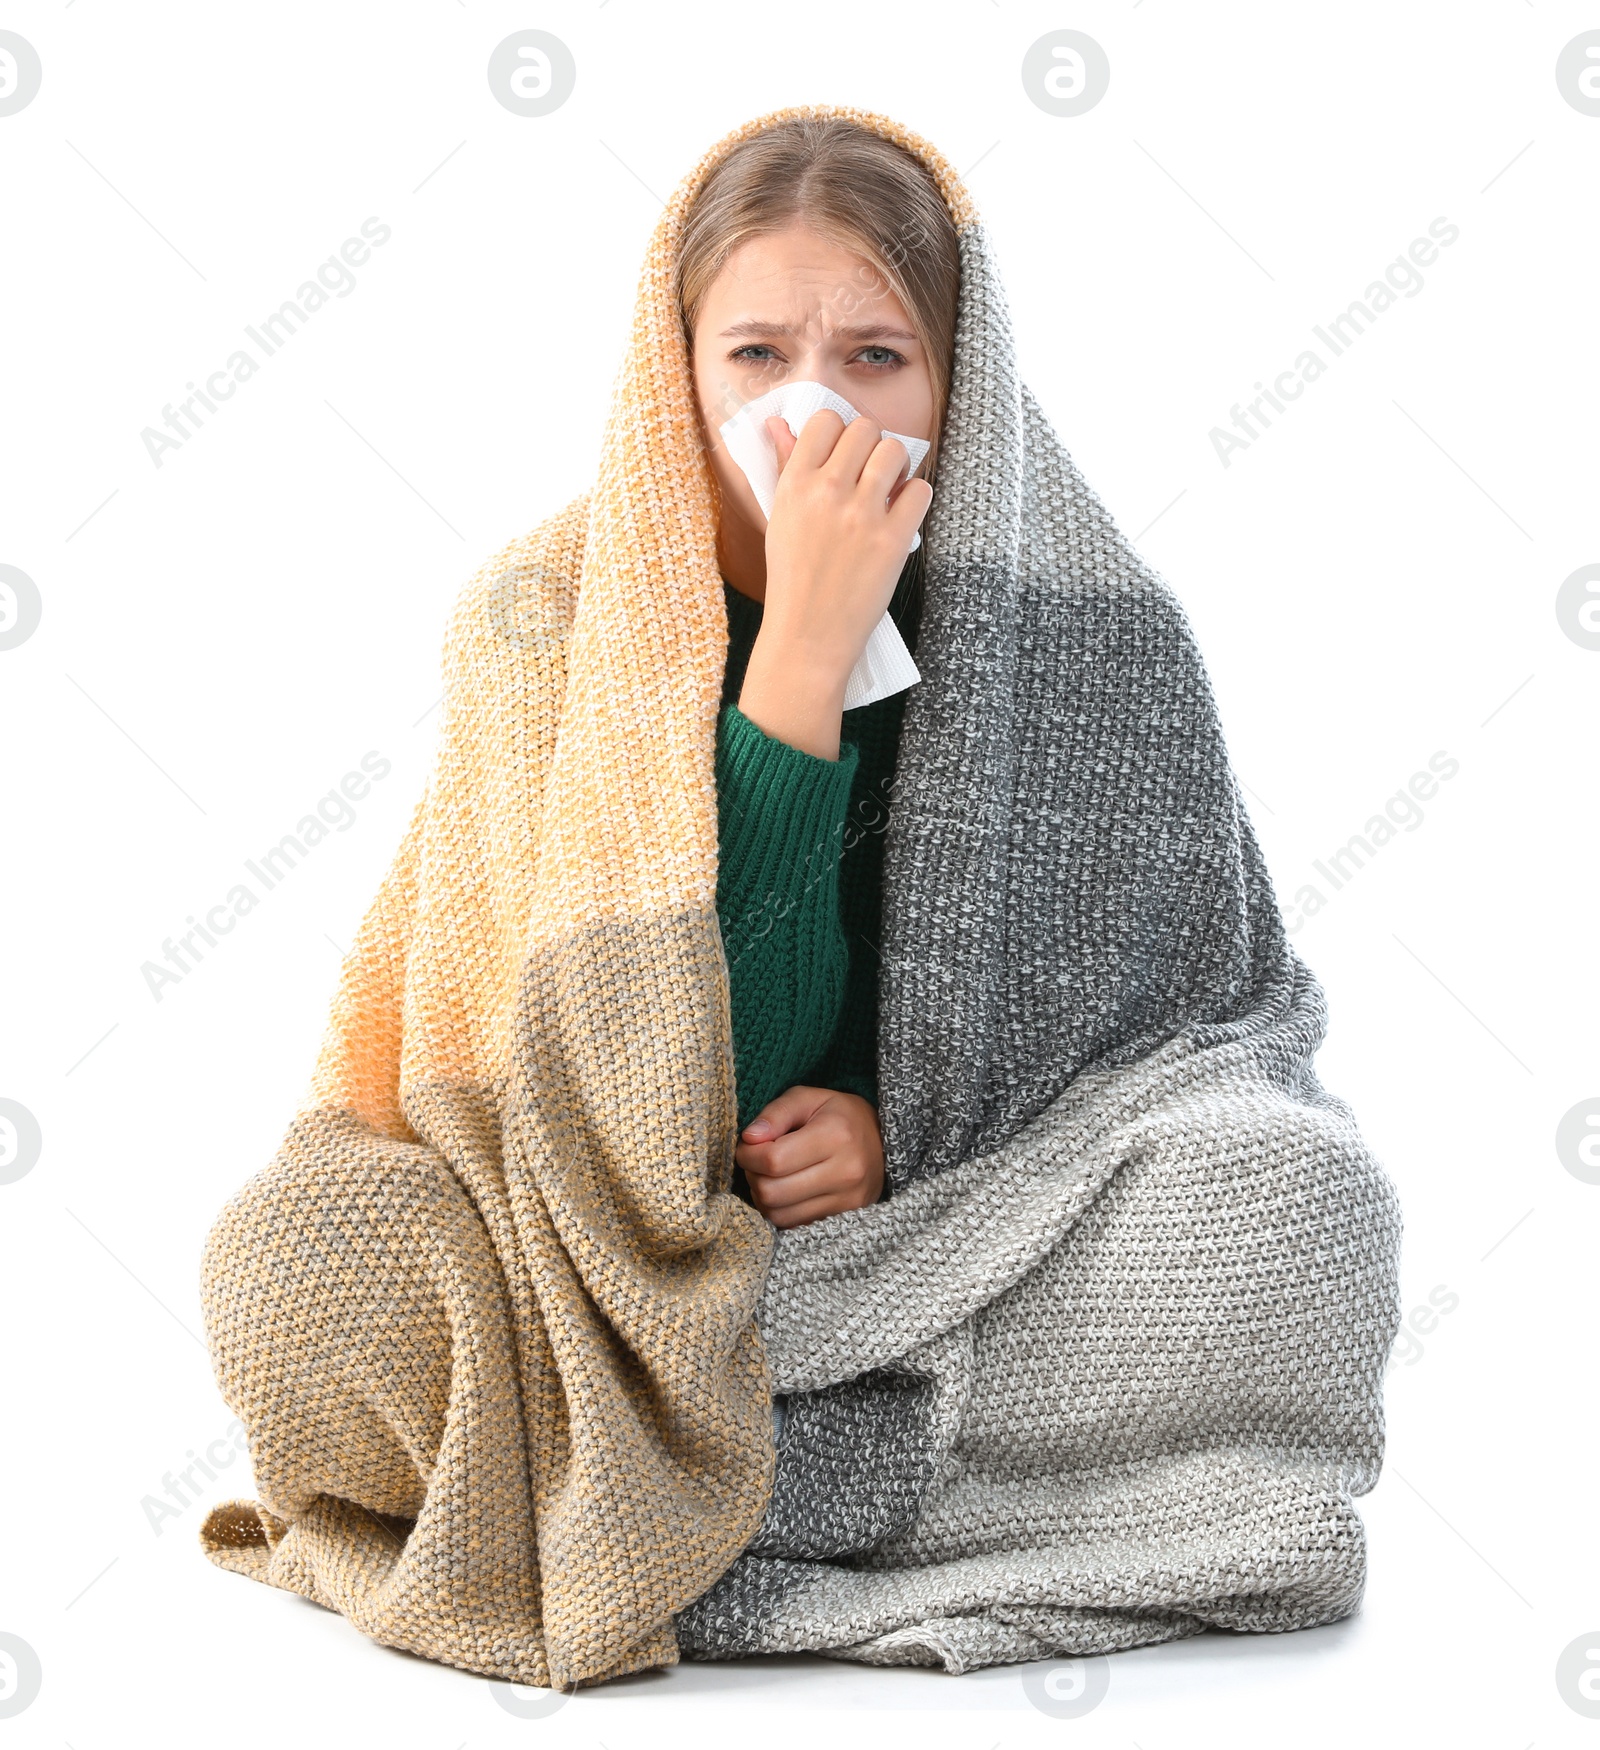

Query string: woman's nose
[789,352,881,423]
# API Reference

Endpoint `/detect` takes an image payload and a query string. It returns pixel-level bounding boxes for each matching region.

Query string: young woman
[198,108,1401,1691]
[679,120,957,1229]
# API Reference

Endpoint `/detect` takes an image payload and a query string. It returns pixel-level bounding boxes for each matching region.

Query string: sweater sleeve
[715,704,859,1130]
[808,935,880,1110]
[823,1062,878,1107]
[806,750,893,1112]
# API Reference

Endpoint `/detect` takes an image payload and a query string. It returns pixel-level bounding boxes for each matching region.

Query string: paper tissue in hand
[717,380,927,712]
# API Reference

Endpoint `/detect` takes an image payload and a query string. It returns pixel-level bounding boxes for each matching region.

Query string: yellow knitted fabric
[197,106,977,1690]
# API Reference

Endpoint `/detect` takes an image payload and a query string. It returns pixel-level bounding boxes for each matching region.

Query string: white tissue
[717,380,926,712]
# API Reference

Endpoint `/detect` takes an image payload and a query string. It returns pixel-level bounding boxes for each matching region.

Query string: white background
[2,1,1597,1744]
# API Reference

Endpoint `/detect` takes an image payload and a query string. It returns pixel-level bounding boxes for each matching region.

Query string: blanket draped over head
[198,105,1403,1688]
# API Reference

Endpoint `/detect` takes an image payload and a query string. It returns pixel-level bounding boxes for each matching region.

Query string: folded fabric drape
[197,104,1403,1688]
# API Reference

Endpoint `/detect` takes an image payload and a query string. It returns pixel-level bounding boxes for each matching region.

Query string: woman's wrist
[738,624,850,760]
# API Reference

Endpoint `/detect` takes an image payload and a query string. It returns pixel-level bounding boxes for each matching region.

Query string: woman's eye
[854,346,905,369]
[730,344,781,364]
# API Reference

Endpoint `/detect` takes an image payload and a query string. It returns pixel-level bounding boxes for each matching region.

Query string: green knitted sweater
[715,580,908,1132]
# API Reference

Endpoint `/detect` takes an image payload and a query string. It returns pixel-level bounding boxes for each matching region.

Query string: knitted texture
[716,578,906,1121]
[675,114,1405,1663]
[196,104,1403,1687]
[715,701,857,1128]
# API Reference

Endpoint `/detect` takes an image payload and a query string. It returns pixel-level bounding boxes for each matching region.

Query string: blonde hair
[675,116,961,480]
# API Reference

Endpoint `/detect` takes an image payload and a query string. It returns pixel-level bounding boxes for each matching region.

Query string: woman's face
[690,221,937,540]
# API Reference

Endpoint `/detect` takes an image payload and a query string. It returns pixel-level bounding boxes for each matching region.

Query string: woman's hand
[737,411,932,760]
[735,1084,886,1228]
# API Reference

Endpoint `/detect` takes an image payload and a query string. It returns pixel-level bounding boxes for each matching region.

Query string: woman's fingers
[858,434,912,499]
[765,414,798,473]
[774,410,924,518]
[742,1083,829,1143]
[736,1121,834,1180]
[886,476,934,542]
[786,406,849,471]
[737,1089,885,1227]
[746,1156,858,1212]
[764,1192,860,1230]
[815,419,917,509]
[819,414,886,485]
[789,409,886,484]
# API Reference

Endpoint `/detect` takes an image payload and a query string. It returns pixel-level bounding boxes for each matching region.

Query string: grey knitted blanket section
[676,221,1405,1671]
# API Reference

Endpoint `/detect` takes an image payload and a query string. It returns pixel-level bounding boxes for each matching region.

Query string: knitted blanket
[197,106,1403,1688]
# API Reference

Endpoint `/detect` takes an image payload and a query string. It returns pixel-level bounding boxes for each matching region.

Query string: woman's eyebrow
[719,318,918,343]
